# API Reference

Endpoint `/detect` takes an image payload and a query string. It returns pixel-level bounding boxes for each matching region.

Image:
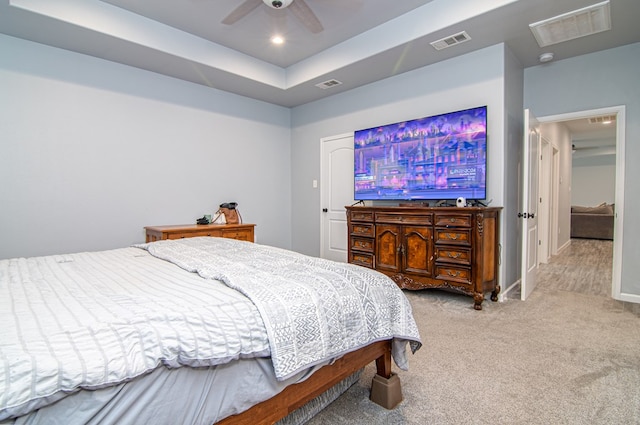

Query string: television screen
[354,106,487,201]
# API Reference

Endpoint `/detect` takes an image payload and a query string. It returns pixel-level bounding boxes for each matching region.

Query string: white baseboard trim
[557,238,571,254]
[499,279,521,301]
[614,292,640,304]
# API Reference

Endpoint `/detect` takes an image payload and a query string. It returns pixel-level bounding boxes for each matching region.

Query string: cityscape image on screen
[354,106,487,201]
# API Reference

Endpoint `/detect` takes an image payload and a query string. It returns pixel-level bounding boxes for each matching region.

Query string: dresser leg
[491,285,501,302]
[473,293,484,310]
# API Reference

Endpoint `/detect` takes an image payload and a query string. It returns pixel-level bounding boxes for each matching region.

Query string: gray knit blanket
[140,237,422,380]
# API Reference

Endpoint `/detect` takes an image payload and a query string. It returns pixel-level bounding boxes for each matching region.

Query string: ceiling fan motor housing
[265,0,293,9]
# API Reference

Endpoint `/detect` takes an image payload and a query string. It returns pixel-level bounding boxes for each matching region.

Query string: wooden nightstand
[144,223,255,243]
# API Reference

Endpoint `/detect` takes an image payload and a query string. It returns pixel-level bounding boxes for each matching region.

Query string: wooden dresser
[145,223,255,243]
[346,205,501,310]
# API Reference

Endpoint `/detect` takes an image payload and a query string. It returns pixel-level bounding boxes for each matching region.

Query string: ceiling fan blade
[289,0,323,33]
[222,0,262,25]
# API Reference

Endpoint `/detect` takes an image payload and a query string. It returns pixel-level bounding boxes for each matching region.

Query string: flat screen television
[354,105,487,202]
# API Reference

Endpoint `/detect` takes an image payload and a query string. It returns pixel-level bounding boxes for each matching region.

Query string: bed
[0,237,421,424]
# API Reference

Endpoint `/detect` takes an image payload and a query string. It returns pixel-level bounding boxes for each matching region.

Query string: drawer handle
[447,252,462,259]
[357,241,367,248]
[450,218,456,222]
[447,233,459,240]
[447,270,462,277]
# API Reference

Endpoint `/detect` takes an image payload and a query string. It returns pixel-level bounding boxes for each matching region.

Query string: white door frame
[539,137,551,264]
[538,105,627,301]
[551,145,560,255]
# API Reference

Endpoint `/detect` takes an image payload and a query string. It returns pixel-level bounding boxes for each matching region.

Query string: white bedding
[0,238,421,421]
[0,246,269,420]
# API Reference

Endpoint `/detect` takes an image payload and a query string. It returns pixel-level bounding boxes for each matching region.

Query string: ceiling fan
[222,0,324,34]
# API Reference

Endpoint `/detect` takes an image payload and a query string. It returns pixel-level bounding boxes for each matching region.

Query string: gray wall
[291,44,512,287]
[0,35,292,259]
[525,42,640,297]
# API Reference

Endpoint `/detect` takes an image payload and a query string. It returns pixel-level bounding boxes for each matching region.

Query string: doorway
[538,105,625,300]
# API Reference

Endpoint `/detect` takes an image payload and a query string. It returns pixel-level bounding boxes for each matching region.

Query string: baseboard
[557,238,571,254]
[500,279,521,301]
[614,292,640,304]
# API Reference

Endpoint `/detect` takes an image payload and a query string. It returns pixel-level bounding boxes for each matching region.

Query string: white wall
[291,44,510,282]
[0,35,292,259]
[571,155,616,206]
[525,42,640,298]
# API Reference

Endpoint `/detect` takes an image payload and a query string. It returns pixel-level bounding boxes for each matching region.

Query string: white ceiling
[0,0,639,109]
[563,116,617,158]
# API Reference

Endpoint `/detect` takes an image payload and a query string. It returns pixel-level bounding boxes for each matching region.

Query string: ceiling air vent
[529,0,611,47]
[315,79,343,89]
[589,115,616,124]
[430,31,471,51]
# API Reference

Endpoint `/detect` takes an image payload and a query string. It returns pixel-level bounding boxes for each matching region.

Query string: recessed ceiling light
[271,36,284,45]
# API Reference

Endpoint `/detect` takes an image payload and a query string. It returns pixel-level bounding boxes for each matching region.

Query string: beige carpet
[306,240,640,424]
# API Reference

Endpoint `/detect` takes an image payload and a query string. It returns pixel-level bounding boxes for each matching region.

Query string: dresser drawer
[435,247,472,265]
[435,264,472,285]
[351,236,374,253]
[167,230,221,239]
[349,251,374,268]
[350,223,374,238]
[434,228,472,246]
[349,210,374,222]
[434,213,472,228]
[375,213,432,225]
[221,229,253,241]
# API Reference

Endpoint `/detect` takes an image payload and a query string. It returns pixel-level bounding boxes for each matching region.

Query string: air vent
[315,79,343,89]
[589,115,616,124]
[430,31,471,51]
[529,0,611,47]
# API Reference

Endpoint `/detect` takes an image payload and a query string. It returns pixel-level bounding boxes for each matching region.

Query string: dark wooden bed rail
[216,339,396,425]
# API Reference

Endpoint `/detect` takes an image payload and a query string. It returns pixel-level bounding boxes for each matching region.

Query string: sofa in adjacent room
[570,203,614,240]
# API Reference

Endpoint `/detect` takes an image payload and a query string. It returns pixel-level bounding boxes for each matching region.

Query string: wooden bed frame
[217,340,400,425]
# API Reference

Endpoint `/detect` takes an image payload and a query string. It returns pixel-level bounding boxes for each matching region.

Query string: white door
[320,133,354,262]
[521,110,540,300]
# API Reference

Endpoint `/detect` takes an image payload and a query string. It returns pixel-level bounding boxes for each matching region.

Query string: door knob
[322,208,328,212]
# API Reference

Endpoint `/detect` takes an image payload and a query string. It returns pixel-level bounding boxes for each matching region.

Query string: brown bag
[219,202,241,225]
